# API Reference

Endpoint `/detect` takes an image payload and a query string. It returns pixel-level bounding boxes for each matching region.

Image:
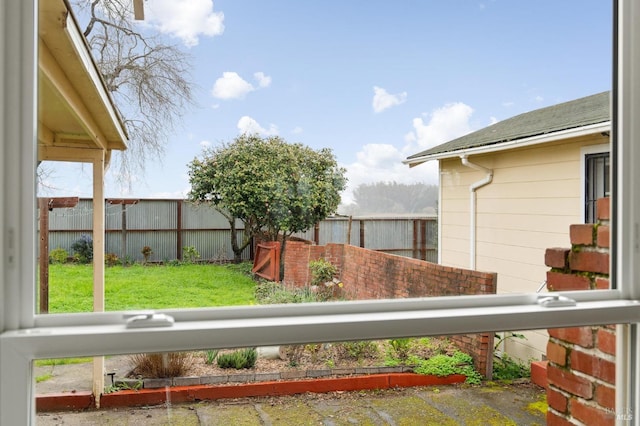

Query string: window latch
[125,313,175,328]
[537,294,577,308]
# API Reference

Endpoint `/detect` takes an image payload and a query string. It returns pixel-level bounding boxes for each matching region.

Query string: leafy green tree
[187,134,347,264]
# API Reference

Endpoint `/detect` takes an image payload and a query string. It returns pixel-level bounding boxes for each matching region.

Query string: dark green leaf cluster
[187,134,347,245]
[493,354,531,380]
[413,351,482,384]
[71,234,93,264]
[49,247,69,264]
[216,348,258,369]
[387,338,412,361]
[204,349,219,365]
[309,259,338,286]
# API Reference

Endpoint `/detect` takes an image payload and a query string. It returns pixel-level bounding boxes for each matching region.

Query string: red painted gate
[252,241,281,282]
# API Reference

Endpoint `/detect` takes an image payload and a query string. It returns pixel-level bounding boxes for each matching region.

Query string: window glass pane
[585,152,611,223]
[33,0,613,380]
[8,0,638,424]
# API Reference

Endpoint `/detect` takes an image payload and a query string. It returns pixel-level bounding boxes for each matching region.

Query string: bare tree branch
[71,0,196,188]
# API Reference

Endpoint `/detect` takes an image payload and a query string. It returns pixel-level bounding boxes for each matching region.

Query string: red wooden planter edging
[36,373,466,412]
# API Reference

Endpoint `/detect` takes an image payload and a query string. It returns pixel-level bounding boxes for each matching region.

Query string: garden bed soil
[127,337,460,382]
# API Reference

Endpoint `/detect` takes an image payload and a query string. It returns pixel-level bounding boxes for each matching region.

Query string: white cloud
[211,71,271,100]
[340,145,435,206]
[254,72,272,88]
[502,101,514,108]
[534,95,544,102]
[144,0,224,47]
[489,116,499,125]
[199,140,212,149]
[340,102,475,206]
[237,116,279,136]
[403,102,474,153]
[212,72,255,100]
[372,86,407,113]
[291,126,303,134]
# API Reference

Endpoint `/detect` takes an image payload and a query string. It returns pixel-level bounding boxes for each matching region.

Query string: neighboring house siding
[439,134,608,361]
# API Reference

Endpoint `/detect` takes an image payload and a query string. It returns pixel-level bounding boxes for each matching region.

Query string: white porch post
[92,150,105,406]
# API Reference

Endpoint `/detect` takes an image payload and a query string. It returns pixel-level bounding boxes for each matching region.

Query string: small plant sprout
[204,349,219,365]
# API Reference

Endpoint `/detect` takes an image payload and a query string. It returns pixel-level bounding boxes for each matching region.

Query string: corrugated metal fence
[43,199,437,263]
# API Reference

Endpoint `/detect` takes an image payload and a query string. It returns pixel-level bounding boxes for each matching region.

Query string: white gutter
[404,121,610,167]
[460,155,493,270]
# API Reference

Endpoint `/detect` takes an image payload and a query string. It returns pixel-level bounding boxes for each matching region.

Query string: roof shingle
[406,91,610,161]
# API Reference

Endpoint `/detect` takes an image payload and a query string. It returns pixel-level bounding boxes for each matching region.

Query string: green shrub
[309,258,337,286]
[71,234,93,264]
[493,354,531,380]
[413,351,482,384]
[387,338,412,362]
[309,258,343,300]
[49,247,68,264]
[105,253,119,267]
[216,348,257,369]
[182,246,200,264]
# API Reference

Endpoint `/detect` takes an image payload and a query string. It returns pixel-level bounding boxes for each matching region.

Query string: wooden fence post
[38,197,78,313]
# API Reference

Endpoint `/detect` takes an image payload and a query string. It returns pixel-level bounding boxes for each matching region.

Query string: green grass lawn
[46,263,256,313]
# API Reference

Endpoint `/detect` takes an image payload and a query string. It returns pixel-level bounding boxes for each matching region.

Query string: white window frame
[2,1,640,425]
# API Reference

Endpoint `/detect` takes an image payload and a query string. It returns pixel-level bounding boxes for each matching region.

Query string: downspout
[460,155,493,270]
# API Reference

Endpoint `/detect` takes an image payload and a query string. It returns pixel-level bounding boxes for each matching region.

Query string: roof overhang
[403,121,611,168]
[37,0,128,163]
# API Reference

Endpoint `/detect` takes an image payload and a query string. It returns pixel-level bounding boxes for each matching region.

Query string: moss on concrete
[526,395,548,415]
[258,401,323,426]
[370,395,458,426]
[196,404,261,425]
[429,393,516,426]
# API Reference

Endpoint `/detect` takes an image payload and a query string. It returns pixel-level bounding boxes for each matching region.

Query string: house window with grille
[585,152,609,223]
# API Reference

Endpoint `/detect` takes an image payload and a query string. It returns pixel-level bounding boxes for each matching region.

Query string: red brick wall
[283,242,497,376]
[545,198,615,425]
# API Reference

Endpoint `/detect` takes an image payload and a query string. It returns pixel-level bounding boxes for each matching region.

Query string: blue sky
[41,0,612,210]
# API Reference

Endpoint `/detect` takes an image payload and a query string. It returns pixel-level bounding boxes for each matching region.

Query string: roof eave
[63,8,128,149]
[38,0,128,155]
[403,121,611,167]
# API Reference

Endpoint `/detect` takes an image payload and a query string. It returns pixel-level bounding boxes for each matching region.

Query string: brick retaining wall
[283,242,497,377]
